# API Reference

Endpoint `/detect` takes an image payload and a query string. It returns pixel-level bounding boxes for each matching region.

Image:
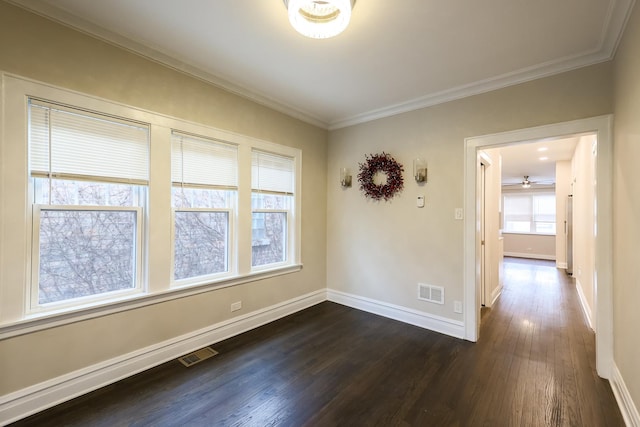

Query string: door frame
[478,152,493,307]
[463,115,613,379]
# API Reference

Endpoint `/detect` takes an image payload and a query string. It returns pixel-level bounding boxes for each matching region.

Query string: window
[503,192,556,234]
[2,75,301,333]
[251,150,294,268]
[171,132,237,284]
[29,100,148,310]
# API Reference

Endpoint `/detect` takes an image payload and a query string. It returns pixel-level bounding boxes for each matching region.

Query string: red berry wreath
[357,152,404,201]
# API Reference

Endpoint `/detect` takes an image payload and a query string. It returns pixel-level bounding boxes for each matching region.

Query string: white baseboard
[327,289,464,339]
[611,363,640,427]
[504,252,556,261]
[0,290,326,426]
[490,286,502,306]
[5,286,631,426]
[575,278,594,331]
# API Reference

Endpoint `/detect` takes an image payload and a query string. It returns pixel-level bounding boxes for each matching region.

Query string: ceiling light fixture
[284,0,355,39]
[522,176,531,189]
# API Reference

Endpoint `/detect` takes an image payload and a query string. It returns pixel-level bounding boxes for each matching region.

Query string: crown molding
[8,0,636,132]
[328,53,607,130]
[328,0,635,130]
[6,0,330,130]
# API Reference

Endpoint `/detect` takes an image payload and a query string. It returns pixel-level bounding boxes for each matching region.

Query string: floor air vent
[418,283,445,305]
[178,346,219,367]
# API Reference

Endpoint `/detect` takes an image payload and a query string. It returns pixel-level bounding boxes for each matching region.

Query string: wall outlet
[230,301,242,312]
[454,300,463,314]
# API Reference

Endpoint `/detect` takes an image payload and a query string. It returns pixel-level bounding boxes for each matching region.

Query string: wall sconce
[413,158,427,183]
[340,168,352,187]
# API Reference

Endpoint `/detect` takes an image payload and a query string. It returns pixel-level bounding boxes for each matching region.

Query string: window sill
[0,263,303,340]
[502,232,556,236]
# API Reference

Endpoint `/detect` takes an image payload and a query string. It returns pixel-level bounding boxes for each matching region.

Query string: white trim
[30,205,145,315]
[464,115,613,379]
[556,262,568,269]
[503,252,556,261]
[0,264,303,341]
[327,289,464,339]
[611,363,640,427]
[575,278,594,331]
[5,0,636,131]
[329,0,634,131]
[0,289,326,426]
[490,286,502,307]
[330,52,607,130]
[4,0,328,130]
[0,73,304,339]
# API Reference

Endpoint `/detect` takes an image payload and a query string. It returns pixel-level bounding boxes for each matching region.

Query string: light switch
[455,208,464,220]
[417,195,425,208]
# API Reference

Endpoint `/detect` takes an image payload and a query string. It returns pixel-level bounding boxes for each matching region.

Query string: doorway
[463,115,613,379]
[480,161,486,307]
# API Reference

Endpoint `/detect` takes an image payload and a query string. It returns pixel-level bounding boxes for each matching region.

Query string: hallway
[471,257,622,425]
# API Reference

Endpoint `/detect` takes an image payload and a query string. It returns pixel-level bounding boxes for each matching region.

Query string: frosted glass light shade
[285,0,354,39]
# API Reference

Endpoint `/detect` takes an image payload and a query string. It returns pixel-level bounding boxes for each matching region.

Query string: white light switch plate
[455,208,464,220]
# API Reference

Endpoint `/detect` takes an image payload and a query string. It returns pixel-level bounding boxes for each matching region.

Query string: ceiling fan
[503,175,555,189]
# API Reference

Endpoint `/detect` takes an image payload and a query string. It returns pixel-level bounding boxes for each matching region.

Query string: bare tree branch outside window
[172,187,232,282]
[251,212,287,267]
[251,193,290,267]
[35,179,140,305]
[38,210,136,304]
[174,211,228,279]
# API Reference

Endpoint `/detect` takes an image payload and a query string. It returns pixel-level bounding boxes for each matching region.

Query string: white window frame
[30,204,144,313]
[27,97,150,314]
[171,206,235,287]
[251,208,292,270]
[250,149,297,271]
[170,131,239,287]
[0,73,302,338]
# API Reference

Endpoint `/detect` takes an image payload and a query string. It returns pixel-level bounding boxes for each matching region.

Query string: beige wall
[327,62,613,320]
[555,160,571,267]
[613,0,640,411]
[503,233,555,260]
[571,135,597,322]
[0,3,327,395]
[3,0,639,418]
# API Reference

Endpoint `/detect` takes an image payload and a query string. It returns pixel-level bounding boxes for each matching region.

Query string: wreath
[358,152,404,201]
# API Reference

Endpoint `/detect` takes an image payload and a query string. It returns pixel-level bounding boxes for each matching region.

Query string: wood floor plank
[11,258,624,426]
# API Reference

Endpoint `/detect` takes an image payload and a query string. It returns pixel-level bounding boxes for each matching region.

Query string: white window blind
[251,150,294,195]
[533,194,555,223]
[504,195,532,223]
[29,100,149,184]
[171,132,238,189]
[503,192,556,234]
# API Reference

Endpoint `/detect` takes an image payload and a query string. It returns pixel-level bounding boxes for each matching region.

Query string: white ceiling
[499,137,579,187]
[9,0,635,130]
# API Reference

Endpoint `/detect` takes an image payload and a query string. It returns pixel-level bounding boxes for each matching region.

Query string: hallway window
[503,192,556,234]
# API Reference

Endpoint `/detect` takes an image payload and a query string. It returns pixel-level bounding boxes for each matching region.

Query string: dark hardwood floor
[12,258,623,426]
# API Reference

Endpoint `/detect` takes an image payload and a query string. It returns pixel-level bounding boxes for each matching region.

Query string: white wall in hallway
[555,160,571,268]
[571,134,597,325]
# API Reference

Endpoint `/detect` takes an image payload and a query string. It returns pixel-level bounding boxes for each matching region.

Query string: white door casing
[463,115,613,379]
